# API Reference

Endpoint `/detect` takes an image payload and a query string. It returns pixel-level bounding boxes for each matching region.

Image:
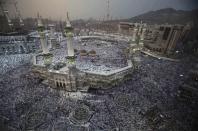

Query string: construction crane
[1,0,24,26]
[0,1,13,28]
[3,10,13,27]
[13,0,24,26]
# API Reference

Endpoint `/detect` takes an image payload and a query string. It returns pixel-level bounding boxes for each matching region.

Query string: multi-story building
[0,35,40,55]
[118,22,147,42]
[144,24,191,55]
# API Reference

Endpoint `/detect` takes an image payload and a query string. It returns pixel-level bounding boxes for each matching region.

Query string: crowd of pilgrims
[0,53,195,130]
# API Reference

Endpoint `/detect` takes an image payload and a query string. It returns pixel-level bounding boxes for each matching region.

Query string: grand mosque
[33,13,133,92]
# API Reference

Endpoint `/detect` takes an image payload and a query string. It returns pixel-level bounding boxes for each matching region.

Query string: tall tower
[106,0,110,21]
[64,12,75,65]
[37,13,49,54]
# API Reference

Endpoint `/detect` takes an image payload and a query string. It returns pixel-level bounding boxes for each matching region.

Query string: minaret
[132,28,138,42]
[64,12,75,65]
[48,24,55,49]
[140,23,147,45]
[37,14,49,54]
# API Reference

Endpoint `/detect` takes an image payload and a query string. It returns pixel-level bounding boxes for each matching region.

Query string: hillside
[126,8,198,25]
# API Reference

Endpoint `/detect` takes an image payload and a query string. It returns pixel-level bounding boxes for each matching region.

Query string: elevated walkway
[141,50,180,62]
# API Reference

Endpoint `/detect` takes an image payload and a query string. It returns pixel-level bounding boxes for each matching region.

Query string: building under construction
[0,0,26,34]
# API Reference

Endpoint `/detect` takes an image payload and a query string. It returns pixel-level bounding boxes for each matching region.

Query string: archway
[56,82,59,88]
[63,83,66,88]
[12,46,15,54]
[32,45,36,52]
[2,47,6,54]
[20,45,25,53]
[27,46,30,53]
[59,82,63,88]
[7,46,10,54]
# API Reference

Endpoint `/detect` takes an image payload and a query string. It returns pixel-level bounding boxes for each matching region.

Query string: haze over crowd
[2,0,198,20]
